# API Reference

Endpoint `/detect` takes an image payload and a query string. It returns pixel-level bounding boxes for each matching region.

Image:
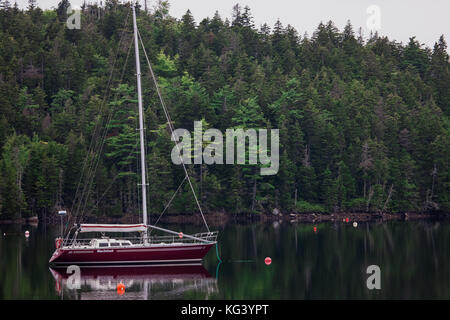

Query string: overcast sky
[12,0,450,51]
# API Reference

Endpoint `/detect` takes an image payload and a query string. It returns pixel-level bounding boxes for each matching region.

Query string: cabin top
[89,238,133,248]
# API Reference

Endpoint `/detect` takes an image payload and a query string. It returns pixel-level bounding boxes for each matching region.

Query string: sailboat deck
[61,232,218,249]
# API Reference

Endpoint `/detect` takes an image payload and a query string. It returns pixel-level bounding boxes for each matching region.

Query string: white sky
[12,0,450,51]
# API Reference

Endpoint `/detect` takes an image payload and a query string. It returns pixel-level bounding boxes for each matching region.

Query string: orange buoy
[265,257,272,265]
[117,282,125,295]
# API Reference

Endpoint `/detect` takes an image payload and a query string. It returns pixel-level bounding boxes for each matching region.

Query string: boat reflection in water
[49,264,218,300]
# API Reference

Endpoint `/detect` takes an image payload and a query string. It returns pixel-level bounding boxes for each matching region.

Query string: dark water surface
[1,219,449,299]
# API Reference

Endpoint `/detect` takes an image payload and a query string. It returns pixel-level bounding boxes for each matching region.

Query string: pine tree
[428,35,449,114]
[0,3,449,217]
[231,4,243,28]
[27,0,36,11]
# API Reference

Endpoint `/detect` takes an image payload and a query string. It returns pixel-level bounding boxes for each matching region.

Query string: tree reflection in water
[1,220,450,299]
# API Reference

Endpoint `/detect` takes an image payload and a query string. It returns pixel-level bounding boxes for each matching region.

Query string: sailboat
[49,4,218,266]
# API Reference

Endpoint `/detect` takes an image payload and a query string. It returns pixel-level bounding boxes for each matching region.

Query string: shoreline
[1,211,449,226]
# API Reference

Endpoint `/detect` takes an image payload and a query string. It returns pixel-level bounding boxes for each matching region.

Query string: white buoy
[353,222,358,228]
[25,230,30,238]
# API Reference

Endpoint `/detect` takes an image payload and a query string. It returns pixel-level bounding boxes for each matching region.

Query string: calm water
[1,219,450,299]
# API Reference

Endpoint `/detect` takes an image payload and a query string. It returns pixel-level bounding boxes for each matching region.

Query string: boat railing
[148,231,219,244]
[61,231,218,248]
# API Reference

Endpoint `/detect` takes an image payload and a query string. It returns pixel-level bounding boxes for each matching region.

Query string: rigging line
[74,77,128,223]
[70,9,131,214]
[143,113,151,226]
[70,23,134,233]
[136,58,151,226]
[144,133,150,225]
[74,43,133,225]
[67,9,132,232]
[76,32,134,225]
[137,28,211,233]
[137,29,208,231]
[149,175,188,235]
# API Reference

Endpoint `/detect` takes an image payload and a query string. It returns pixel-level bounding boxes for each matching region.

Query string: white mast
[132,3,148,243]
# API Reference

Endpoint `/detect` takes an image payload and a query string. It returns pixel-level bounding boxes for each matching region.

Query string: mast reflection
[49,264,218,300]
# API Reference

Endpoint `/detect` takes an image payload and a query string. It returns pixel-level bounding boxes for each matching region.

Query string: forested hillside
[0,0,449,220]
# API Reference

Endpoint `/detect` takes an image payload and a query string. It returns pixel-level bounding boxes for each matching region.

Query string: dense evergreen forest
[0,0,449,221]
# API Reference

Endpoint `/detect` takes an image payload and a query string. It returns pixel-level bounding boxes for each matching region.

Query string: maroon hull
[49,243,214,266]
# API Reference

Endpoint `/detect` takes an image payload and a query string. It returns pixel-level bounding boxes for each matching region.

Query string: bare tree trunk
[294,188,297,207]
[57,168,63,208]
[431,164,437,199]
[363,178,366,199]
[41,56,44,88]
[381,184,394,214]
[366,186,374,212]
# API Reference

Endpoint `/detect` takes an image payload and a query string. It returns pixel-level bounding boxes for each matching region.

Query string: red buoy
[178,232,183,239]
[345,217,349,223]
[265,257,272,265]
[117,282,125,295]
[313,226,317,233]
